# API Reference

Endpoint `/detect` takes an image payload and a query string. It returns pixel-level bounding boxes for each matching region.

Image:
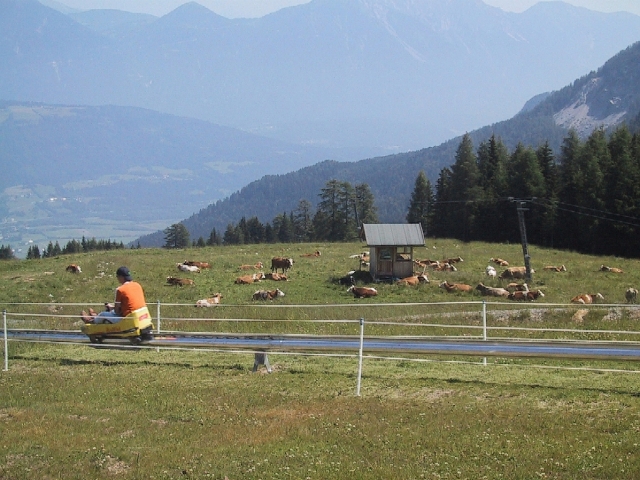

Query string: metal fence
[4,300,640,394]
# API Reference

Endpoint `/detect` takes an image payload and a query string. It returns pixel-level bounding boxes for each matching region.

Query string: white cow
[177,263,200,273]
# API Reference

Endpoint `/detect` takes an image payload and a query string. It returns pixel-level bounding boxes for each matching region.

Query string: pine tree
[293,199,315,242]
[354,183,378,228]
[476,135,509,242]
[557,129,584,251]
[245,217,266,244]
[432,167,453,238]
[273,212,294,243]
[207,228,221,246]
[0,244,15,260]
[336,181,357,241]
[223,223,243,245]
[27,244,41,259]
[264,223,275,243]
[600,125,640,256]
[506,143,547,244]
[316,179,343,241]
[163,223,190,249]
[536,141,559,247]
[406,171,433,236]
[448,133,481,241]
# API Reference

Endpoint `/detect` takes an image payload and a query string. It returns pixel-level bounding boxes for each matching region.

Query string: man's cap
[116,266,132,280]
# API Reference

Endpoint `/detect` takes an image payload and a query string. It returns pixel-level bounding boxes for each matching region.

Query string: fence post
[482,301,487,366]
[156,300,161,334]
[482,300,487,340]
[356,317,364,397]
[3,310,7,372]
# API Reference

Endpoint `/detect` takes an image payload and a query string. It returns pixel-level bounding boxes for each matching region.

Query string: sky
[50,0,640,18]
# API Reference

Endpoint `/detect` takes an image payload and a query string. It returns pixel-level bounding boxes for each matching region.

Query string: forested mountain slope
[136,41,640,248]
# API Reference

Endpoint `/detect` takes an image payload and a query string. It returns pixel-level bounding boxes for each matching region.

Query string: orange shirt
[115,281,147,317]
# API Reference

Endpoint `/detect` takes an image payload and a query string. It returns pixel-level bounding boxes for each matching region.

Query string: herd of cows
[64,250,639,306]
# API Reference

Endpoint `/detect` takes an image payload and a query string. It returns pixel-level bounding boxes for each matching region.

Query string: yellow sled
[81,306,154,345]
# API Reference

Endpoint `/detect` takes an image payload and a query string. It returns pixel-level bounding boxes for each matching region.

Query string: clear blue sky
[52,0,640,18]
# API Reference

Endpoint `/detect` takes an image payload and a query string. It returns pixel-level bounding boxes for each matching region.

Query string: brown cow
[444,256,464,264]
[506,282,529,292]
[235,273,265,285]
[434,262,457,272]
[571,293,604,304]
[347,285,378,298]
[439,281,473,293]
[271,257,294,273]
[265,272,288,281]
[396,274,429,286]
[195,294,223,307]
[600,265,624,273]
[509,289,544,301]
[252,289,285,300]
[499,267,534,280]
[300,251,321,257]
[66,264,82,273]
[239,262,264,270]
[475,283,509,297]
[166,276,195,286]
[184,260,211,269]
[414,259,440,269]
[543,265,566,272]
[490,257,509,267]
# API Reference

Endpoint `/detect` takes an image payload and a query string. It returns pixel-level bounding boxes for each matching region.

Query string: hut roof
[362,224,425,247]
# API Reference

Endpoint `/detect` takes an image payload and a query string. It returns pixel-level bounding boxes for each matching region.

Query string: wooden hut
[361,223,425,281]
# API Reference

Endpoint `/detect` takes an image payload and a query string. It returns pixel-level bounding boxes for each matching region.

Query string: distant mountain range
[2,0,640,253]
[2,0,640,152]
[134,41,640,247]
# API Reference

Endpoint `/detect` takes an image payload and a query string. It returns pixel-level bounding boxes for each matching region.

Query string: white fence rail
[4,301,640,392]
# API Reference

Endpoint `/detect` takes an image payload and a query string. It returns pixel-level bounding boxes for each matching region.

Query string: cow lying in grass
[167,276,195,286]
[490,257,509,267]
[184,260,210,269]
[265,272,288,281]
[177,263,200,273]
[499,266,534,280]
[439,281,473,293]
[396,274,429,286]
[347,286,377,298]
[571,293,604,304]
[239,262,264,270]
[543,265,566,272]
[195,294,222,307]
[252,289,285,300]
[508,289,544,301]
[625,288,638,304]
[475,283,509,298]
[235,273,265,284]
[600,265,623,273]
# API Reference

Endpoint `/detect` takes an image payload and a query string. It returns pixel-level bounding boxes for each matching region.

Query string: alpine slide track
[4,301,640,390]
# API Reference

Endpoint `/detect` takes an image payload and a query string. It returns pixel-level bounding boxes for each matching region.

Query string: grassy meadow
[2,240,640,479]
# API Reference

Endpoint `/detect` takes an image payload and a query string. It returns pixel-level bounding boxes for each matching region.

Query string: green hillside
[2,240,640,479]
[2,240,638,311]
